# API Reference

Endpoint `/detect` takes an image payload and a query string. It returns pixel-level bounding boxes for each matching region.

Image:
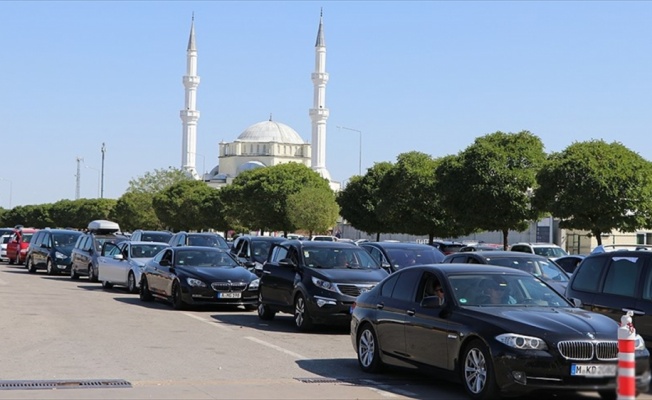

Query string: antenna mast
[75,156,83,199]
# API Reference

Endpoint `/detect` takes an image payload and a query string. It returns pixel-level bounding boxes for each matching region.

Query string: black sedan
[359,241,445,273]
[139,246,259,310]
[351,264,651,400]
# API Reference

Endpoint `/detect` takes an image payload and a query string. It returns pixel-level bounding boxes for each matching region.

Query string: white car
[97,241,170,293]
[509,242,568,258]
[0,234,11,261]
[310,235,338,242]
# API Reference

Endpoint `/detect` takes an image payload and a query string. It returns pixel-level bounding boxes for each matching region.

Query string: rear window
[441,244,464,253]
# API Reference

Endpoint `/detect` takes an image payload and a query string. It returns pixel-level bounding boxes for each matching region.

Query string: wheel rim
[359,329,375,368]
[173,283,181,305]
[47,261,52,274]
[295,297,305,327]
[258,293,266,315]
[464,347,487,394]
[128,273,135,292]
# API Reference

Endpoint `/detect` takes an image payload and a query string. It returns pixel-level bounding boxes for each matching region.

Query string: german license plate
[571,364,616,377]
[217,292,241,299]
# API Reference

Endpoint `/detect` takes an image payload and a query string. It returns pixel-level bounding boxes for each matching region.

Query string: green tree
[287,187,339,238]
[111,191,163,231]
[436,131,546,248]
[378,152,471,244]
[49,199,81,228]
[533,140,652,245]
[337,162,393,241]
[152,180,225,231]
[75,199,118,227]
[221,163,330,234]
[126,167,192,194]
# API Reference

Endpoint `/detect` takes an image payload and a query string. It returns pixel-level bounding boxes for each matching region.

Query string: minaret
[309,9,331,181]
[180,14,201,179]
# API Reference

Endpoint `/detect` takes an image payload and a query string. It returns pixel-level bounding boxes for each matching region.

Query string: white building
[179,11,339,191]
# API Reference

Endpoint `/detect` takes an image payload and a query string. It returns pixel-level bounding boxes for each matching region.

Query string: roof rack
[590,244,652,254]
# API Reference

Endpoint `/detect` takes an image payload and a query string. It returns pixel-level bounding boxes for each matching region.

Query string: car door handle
[263,270,271,275]
[376,303,384,310]
[406,309,415,316]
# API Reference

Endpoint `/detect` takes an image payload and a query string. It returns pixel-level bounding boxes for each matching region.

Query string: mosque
[178,12,340,191]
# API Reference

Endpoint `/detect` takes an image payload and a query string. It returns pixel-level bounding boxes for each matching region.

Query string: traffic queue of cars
[2,224,650,399]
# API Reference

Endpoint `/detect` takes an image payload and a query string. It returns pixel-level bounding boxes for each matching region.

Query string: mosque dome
[236,160,266,174]
[236,120,304,144]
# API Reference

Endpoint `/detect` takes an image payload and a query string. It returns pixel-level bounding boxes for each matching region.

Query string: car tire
[171,281,185,310]
[26,257,36,274]
[101,280,113,289]
[88,264,98,282]
[46,259,56,275]
[257,293,276,320]
[127,272,137,294]
[8,257,14,265]
[357,323,383,373]
[70,266,79,280]
[461,339,498,400]
[140,277,153,302]
[294,294,313,332]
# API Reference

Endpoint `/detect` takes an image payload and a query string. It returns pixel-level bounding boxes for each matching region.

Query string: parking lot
[0,261,648,400]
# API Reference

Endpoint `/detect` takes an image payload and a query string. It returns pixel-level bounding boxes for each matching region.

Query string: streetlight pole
[101,143,106,198]
[336,126,362,175]
[0,177,12,208]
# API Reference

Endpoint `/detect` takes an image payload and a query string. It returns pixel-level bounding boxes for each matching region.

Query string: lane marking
[366,386,399,398]
[182,312,229,331]
[245,336,306,359]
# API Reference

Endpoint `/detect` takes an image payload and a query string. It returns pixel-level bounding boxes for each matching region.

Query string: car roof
[447,250,550,260]
[126,241,170,246]
[512,242,561,247]
[281,240,358,248]
[413,263,533,276]
[238,235,286,241]
[361,242,438,249]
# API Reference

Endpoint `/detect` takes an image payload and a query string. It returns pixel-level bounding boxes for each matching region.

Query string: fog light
[315,296,337,307]
[511,371,526,385]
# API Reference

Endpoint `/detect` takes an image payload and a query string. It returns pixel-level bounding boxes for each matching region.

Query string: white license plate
[571,364,616,377]
[217,292,241,299]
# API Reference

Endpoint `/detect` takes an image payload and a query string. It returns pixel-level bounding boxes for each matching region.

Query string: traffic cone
[618,310,636,400]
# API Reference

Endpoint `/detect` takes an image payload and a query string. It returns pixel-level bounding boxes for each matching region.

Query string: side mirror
[113,254,124,261]
[40,243,49,249]
[571,298,583,308]
[159,259,170,267]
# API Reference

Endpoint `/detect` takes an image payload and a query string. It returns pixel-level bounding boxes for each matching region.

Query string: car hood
[178,265,256,282]
[465,307,618,338]
[312,268,388,284]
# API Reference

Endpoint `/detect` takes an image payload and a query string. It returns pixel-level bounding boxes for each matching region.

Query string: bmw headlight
[312,277,337,292]
[635,334,646,351]
[186,277,206,287]
[55,251,67,260]
[248,279,260,290]
[496,333,547,350]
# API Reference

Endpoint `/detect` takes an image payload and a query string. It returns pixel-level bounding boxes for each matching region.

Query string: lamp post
[101,142,106,198]
[336,126,362,176]
[0,177,12,208]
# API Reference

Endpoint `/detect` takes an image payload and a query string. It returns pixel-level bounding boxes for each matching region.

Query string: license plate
[571,364,616,377]
[217,292,241,299]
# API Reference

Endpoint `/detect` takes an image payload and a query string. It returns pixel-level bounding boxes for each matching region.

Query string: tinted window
[391,268,421,302]
[142,232,173,243]
[53,232,81,247]
[571,257,605,293]
[603,256,643,297]
[271,246,288,262]
[380,273,399,297]
[385,248,444,270]
[188,234,228,249]
[32,232,44,247]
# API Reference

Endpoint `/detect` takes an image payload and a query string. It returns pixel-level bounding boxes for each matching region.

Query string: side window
[32,232,43,247]
[74,235,84,249]
[82,236,92,251]
[43,233,52,247]
[602,257,642,297]
[240,241,250,258]
[380,273,400,297]
[448,255,468,263]
[511,246,527,253]
[391,268,422,302]
[571,257,605,293]
[232,238,242,255]
[104,243,121,257]
[287,247,299,264]
[271,246,288,262]
[367,247,384,265]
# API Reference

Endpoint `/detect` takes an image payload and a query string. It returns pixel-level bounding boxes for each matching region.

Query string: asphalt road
[0,261,649,400]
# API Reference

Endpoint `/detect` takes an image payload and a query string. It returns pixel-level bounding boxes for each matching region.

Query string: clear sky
[2,1,652,209]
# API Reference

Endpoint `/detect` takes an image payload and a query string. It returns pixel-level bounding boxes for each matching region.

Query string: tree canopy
[286,186,339,238]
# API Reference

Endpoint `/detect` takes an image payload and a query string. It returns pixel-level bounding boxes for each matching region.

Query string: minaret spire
[180,14,201,179]
[309,9,331,181]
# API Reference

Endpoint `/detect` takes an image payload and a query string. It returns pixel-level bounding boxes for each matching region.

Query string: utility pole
[75,157,83,200]
[101,142,106,198]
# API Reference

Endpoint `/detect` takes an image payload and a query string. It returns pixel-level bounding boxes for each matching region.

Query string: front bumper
[181,285,258,306]
[305,292,355,325]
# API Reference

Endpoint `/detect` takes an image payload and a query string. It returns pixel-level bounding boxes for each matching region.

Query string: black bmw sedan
[350,264,651,400]
[139,246,259,310]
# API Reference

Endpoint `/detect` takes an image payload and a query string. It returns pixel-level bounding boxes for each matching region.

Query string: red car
[7,228,37,265]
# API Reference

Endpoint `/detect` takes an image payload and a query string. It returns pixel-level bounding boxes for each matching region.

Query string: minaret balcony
[311,72,329,83]
[180,110,200,120]
[309,108,329,119]
[183,76,201,87]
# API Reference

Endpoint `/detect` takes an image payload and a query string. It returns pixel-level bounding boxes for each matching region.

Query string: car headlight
[55,251,67,260]
[248,279,260,290]
[312,277,337,292]
[186,277,206,287]
[635,334,646,351]
[496,333,547,350]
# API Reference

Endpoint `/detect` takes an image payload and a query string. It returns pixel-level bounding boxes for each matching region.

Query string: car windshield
[449,273,571,307]
[53,232,81,246]
[251,241,275,263]
[303,247,379,269]
[385,248,444,269]
[142,232,172,242]
[1,235,11,244]
[175,249,238,267]
[483,256,569,282]
[533,247,568,257]
[131,244,168,258]
[22,234,34,243]
[188,235,228,249]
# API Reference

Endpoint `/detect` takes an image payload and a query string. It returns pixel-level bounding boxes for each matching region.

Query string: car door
[98,242,124,284]
[404,271,455,369]
[636,261,652,349]
[31,231,46,268]
[373,268,421,360]
[261,245,295,308]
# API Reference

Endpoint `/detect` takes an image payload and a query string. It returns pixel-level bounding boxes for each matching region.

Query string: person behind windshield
[481,279,517,305]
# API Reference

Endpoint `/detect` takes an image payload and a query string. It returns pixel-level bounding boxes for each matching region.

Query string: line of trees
[2,131,652,245]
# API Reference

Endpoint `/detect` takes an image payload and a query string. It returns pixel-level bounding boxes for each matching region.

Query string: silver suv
[510,242,568,258]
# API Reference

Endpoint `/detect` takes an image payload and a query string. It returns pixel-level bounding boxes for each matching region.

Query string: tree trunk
[375,232,380,242]
[502,229,509,250]
[593,229,603,246]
